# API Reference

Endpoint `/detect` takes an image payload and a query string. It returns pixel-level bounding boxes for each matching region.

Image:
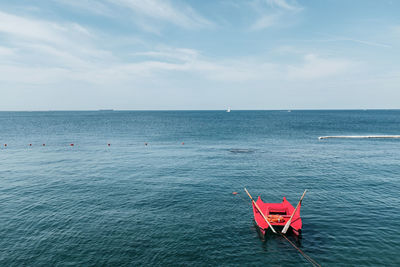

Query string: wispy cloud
[287,54,358,80]
[249,0,302,31]
[1,2,397,110]
[0,46,14,56]
[0,9,361,88]
[131,47,199,62]
[250,14,279,31]
[266,0,299,10]
[311,32,392,48]
[53,0,214,33]
[340,37,391,48]
[393,25,400,34]
[0,10,116,83]
[0,10,98,51]
[0,11,64,44]
[312,33,392,48]
[54,0,112,16]
[111,0,213,29]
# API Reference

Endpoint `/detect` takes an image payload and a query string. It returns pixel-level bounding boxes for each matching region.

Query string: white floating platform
[319,135,400,140]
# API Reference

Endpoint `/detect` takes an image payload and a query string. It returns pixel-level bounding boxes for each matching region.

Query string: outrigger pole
[244,188,277,234]
[282,189,307,234]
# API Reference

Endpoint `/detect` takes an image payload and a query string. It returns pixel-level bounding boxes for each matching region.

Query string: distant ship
[227,107,231,112]
[98,109,114,111]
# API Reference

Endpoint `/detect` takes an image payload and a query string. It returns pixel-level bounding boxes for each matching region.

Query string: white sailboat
[227,107,231,112]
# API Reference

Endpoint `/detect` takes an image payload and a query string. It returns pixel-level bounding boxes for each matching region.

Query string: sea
[1,110,399,266]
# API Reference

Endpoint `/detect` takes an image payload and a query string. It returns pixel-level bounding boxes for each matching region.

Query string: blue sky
[0,0,399,110]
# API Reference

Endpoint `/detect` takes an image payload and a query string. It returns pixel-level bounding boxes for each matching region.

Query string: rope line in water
[280,234,322,267]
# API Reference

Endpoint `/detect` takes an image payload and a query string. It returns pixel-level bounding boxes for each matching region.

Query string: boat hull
[254,221,301,238]
[252,196,302,238]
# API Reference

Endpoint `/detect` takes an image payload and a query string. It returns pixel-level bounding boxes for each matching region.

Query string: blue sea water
[1,110,400,266]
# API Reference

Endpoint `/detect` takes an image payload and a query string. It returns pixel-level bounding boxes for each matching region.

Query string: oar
[244,188,277,234]
[282,189,307,234]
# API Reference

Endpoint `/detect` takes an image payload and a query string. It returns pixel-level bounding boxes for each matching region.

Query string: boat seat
[268,209,288,215]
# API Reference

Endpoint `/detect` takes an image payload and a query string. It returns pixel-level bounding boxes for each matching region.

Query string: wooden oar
[282,189,307,234]
[244,188,277,234]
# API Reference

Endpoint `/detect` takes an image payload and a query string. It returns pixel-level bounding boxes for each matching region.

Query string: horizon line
[1,108,400,112]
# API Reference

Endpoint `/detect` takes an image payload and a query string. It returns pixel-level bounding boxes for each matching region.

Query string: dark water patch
[229,148,256,154]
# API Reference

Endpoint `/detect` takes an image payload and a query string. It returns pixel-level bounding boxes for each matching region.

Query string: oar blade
[282,190,307,234]
[244,188,278,234]
[281,217,292,234]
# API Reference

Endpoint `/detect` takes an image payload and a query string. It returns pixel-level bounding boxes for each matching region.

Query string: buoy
[144,142,148,146]
[108,143,111,146]
[70,143,74,146]
[182,142,184,145]
[29,144,32,146]
[42,144,45,146]
[4,144,7,147]
[232,192,238,195]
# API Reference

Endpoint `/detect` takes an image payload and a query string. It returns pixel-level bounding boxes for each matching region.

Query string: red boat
[252,196,302,237]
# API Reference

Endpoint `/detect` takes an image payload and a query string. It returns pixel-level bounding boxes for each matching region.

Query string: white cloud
[314,33,392,48]
[0,7,386,110]
[131,47,199,62]
[91,48,280,83]
[0,46,14,56]
[0,10,118,88]
[54,0,112,16]
[0,11,65,44]
[287,54,358,80]
[0,10,96,50]
[266,0,298,10]
[249,0,302,31]
[0,22,360,88]
[111,0,213,29]
[347,38,390,48]
[54,0,213,33]
[250,14,279,31]
[0,8,360,89]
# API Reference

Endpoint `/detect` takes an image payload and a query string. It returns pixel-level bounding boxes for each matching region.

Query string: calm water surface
[1,110,400,266]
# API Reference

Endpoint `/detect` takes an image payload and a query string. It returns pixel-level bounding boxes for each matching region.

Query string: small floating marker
[29,144,32,146]
[144,142,148,146]
[182,142,184,145]
[70,143,74,146]
[4,144,7,147]
[232,192,238,195]
[42,144,45,146]
[108,143,111,146]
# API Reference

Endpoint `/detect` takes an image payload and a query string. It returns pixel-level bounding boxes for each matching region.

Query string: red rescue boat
[252,195,302,237]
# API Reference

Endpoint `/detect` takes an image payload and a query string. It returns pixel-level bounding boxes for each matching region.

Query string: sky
[0,0,399,110]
